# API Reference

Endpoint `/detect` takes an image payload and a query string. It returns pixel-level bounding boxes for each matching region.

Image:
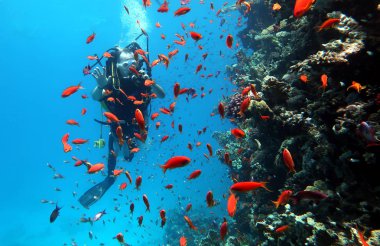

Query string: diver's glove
[92,67,111,89]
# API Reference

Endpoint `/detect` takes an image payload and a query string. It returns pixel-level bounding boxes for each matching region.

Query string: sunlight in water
[119,1,149,48]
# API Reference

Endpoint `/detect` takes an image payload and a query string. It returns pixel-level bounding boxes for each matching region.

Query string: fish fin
[160,165,167,174]
[261,182,272,192]
[272,201,279,208]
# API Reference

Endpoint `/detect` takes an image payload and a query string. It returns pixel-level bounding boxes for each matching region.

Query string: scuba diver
[78,41,165,208]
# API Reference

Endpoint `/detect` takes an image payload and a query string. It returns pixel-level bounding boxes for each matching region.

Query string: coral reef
[216,0,380,245]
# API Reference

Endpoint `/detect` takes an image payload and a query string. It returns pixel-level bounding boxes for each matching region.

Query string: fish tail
[160,165,167,174]
[272,200,279,208]
[261,182,272,192]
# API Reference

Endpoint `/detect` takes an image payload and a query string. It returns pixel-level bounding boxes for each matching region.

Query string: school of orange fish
[55,0,371,245]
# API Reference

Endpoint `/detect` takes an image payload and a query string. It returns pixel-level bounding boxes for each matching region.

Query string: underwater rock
[290,13,366,71]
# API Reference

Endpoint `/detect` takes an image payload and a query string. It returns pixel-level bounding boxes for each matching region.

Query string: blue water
[0,0,243,245]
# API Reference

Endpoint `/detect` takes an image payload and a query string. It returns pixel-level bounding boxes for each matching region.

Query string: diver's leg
[78,133,116,208]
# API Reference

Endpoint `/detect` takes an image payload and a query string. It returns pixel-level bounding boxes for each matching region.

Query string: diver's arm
[92,86,104,101]
[151,83,166,98]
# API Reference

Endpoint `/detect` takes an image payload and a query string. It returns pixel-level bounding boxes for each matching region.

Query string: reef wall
[216,0,380,245]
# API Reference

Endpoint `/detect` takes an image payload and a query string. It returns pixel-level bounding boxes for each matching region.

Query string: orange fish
[81,108,87,115]
[119,182,127,190]
[355,225,369,246]
[168,49,179,59]
[184,216,197,230]
[299,74,308,83]
[231,128,245,138]
[160,135,169,143]
[347,81,365,93]
[116,125,124,145]
[218,102,225,119]
[72,138,88,145]
[104,112,120,122]
[320,74,328,91]
[317,18,340,32]
[169,102,176,112]
[238,97,250,117]
[260,115,270,120]
[206,191,216,207]
[142,0,151,8]
[282,148,296,173]
[224,152,232,165]
[66,119,79,126]
[226,34,233,48]
[151,112,159,120]
[189,31,202,41]
[272,190,293,208]
[135,109,146,132]
[179,236,187,246]
[134,132,147,143]
[230,181,271,192]
[242,1,251,15]
[86,32,96,44]
[113,169,124,176]
[103,52,113,58]
[293,0,315,18]
[188,170,201,180]
[174,7,191,16]
[155,22,161,28]
[87,163,105,174]
[158,54,170,68]
[62,133,72,153]
[157,0,169,12]
[275,225,289,233]
[206,143,213,156]
[61,82,83,98]
[174,82,180,99]
[160,156,191,173]
[155,121,161,129]
[220,218,228,241]
[87,55,98,60]
[135,176,142,189]
[227,192,238,217]
[130,148,140,154]
[272,3,281,11]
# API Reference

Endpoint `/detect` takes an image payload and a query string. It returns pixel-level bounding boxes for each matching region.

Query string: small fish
[317,18,340,32]
[92,209,106,222]
[226,34,233,48]
[137,216,143,226]
[347,81,365,93]
[282,148,296,173]
[188,170,201,180]
[272,3,281,11]
[50,204,62,223]
[82,65,91,75]
[206,191,216,207]
[86,32,96,44]
[157,0,169,12]
[290,190,328,204]
[227,192,238,217]
[180,236,187,246]
[231,128,245,138]
[218,102,225,119]
[230,181,271,192]
[174,7,191,16]
[189,31,202,41]
[135,176,142,189]
[293,0,315,18]
[275,225,289,233]
[61,82,83,98]
[184,215,197,230]
[160,156,191,173]
[220,218,228,241]
[299,74,308,83]
[143,194,150,212]
[272,190,293,208]
[123,5,129,15]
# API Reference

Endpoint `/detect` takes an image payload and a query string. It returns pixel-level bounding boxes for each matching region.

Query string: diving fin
[78,177,115,208]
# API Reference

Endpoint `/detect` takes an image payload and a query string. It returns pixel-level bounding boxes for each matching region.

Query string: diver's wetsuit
[79,43,151,208]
